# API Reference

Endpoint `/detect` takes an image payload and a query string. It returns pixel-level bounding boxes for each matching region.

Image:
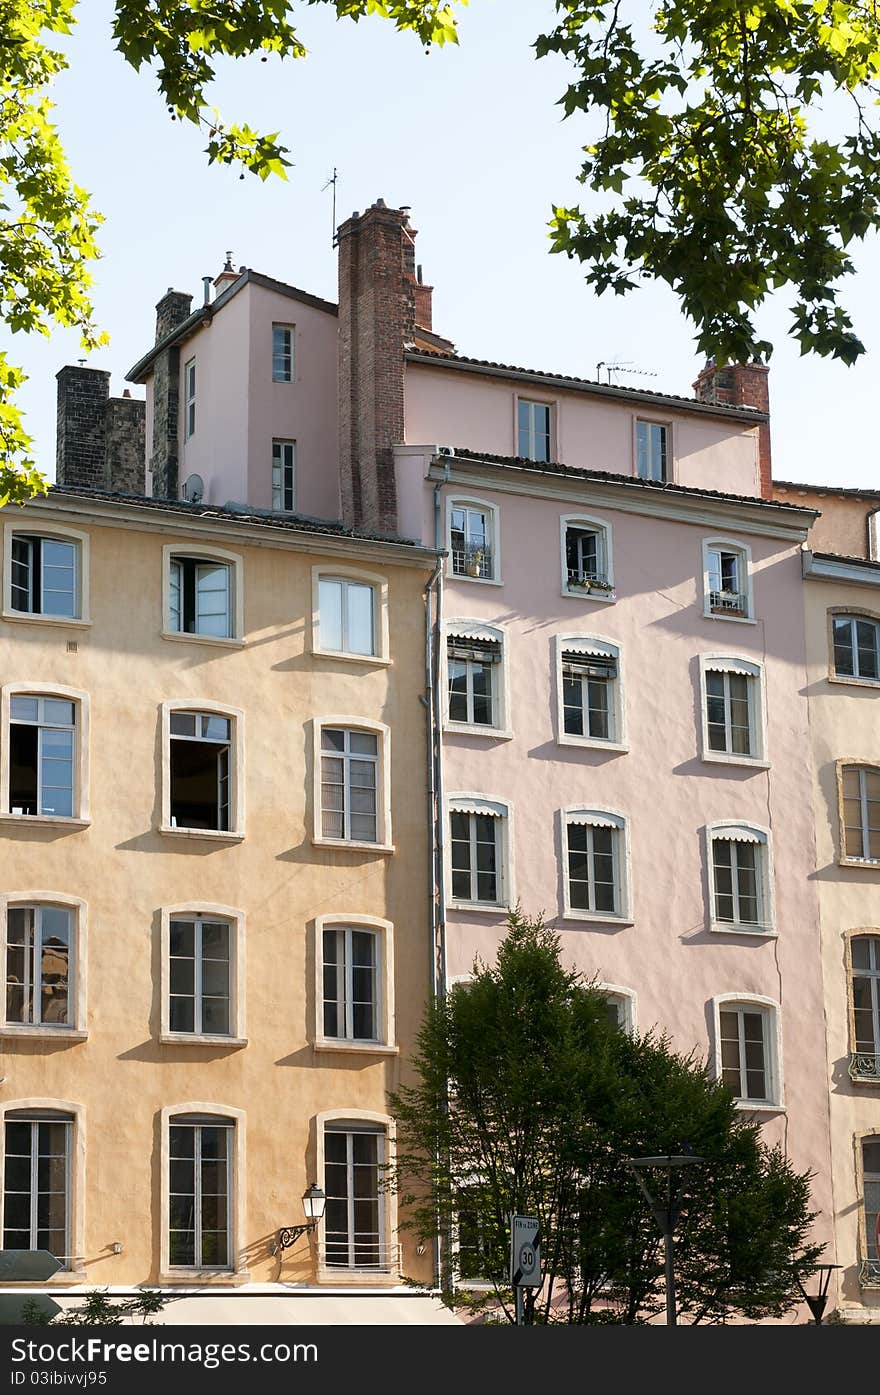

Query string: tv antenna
[322,167,338,246]
[596,359,658,385]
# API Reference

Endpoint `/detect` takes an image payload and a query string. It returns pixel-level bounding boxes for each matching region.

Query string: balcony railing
[709,589,748,615]
[849,1051,880,1082]
[566,569,614,597]
[318,1239,400,1274]
[860,1258,880,1287]
[452,543,493,580]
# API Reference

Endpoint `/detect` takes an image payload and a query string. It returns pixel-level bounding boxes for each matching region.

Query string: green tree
[0,0,459,498]
[19,1289,165,1325]
[390,910,822,1324]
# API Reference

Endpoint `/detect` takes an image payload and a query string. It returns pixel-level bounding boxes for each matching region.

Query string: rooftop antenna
[322,167,339,247]
[596,358,658,385]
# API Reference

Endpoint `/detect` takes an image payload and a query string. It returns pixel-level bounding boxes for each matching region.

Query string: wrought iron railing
[709,589,748,614]
[849,1051,880,1082]
[566,568,614,595]
[317,1239,401,1274]
[452,543,493,580]
[859,1258,880,1287]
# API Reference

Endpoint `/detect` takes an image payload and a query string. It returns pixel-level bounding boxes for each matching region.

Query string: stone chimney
[693,360,772,497]
[151,288,193,499]
[56,366,146,493]
[336,199,417,534]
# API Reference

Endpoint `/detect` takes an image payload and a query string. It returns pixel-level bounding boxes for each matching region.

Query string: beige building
[801,548,880,1323]
[0,486,450,1321]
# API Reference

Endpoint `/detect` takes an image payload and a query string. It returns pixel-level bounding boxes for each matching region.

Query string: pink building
[111,200,835,1294]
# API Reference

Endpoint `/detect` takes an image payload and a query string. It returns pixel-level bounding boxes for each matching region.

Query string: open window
[2,687,89,824]
[448,499,499,583]
[560,516,614,600]
[707,823,773,934]
[164,546,241,642]
[4,523,88,623]
[713,995,783,1108]
[702,539,753,620]
[162,706,243,838]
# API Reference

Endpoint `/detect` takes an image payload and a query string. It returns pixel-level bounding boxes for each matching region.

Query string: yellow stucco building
[0,487,449,1321]
[802,548,880,1323]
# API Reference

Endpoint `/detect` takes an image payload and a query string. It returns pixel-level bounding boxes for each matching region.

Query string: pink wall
[433,476,832,1246]
[405,362,761,499]
[175,288,251,504]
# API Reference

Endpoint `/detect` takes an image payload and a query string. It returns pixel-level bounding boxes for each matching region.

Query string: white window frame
[312,717,393,853]
[447,796,513,912]
[561,807,632,924]
[160,1103,245,1278]
[184,358,196,439]
[596,982,638,1033]
[858,1133,880,1284]
[849,934,880,1081]
[554,635,626,751]
[0,1098,85,1276]
[271,439,296,512]
[711,994,784,1110]
[0,684,90,826]
[3,521,90,627]
[698,655,767,766]
[161,544,243,647]
[515,396,555,462]
[272,323,295,383]
[701,538,755,623]
[446,497,501,586]
[1,895,87,1040]
[443,621,511,737]
[706,822,775,935]
[634,417,671,483]
[839,762,880,866]
[159,904,246,1046]
[316,1109,398,1282]
[559,515,615,602]
[160,702,245,842]
[311,565,390,665]
[830,611,880,686]
[314,914,397,1055]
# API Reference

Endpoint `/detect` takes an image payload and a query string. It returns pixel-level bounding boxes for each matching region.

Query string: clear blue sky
[11,0,880,489]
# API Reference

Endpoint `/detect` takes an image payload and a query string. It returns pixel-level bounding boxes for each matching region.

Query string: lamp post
[274,1183,326,1255]
[796,1263,842,1325]
[626,1153,704,1326]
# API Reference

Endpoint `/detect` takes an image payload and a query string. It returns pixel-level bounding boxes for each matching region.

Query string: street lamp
[626,1153,704,1326]
[796,1263,841,1325]
[274,1183,326,1255]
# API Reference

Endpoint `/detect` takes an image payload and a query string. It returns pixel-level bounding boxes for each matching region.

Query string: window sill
[1,611,91,629]
[557,736,628,753]
[709,923,777,938]
[0,1025,87,1041]
[703,610,756,625]
[312,648,392,667]
[448,572,503,587]
[561,910,634,927]
[159,1033,248,1047]
[561,588,616,604]
[701,753,770,770]
[448,900,511,915]
[314,1039,399,1056]
[0,1270,90,1287]
[159,825,245,843]
[316,1267,397,1286]
[158,1270,251,1286]
[160,630,244,649]
[827,674,880,690]
[444,723,514,741]
[311,837,395,854]
[839,856,880,870]
[0,814,90,830]
[734,1101,785,1115]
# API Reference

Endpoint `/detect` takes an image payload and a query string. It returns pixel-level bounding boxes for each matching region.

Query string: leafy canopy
[542,1,880,366]
[390,910,822,1324]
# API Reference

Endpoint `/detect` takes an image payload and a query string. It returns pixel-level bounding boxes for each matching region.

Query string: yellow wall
[804,575,880,1320]
[0,499,434,1290]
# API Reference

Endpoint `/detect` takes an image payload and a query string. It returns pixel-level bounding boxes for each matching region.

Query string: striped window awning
[713,826,763,844]
[567,811,620,828]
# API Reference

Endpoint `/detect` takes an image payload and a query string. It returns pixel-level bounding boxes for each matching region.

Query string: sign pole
[510,1213,541,1328]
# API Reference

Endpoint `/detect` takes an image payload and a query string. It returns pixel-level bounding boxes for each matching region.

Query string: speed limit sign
[510,1214,541,1288]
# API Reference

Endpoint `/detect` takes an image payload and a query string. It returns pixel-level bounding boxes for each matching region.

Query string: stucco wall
[430,472,834,1275]
[803,574,880,1318]
[404,362,761,500]
[0,503,433,1291]
[772,484,878,561]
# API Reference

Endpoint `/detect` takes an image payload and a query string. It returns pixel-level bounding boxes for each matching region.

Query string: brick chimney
[693,360,772,497]
[151,288,193,499]
[56,366,145,493]
[413,264,433,333]
[336,199,416,534]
